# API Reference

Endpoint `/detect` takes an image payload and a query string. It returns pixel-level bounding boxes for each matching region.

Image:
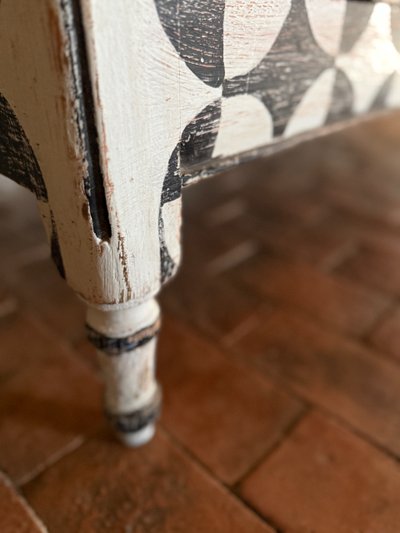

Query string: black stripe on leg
[107,387,162,434]
[86,318,161,356]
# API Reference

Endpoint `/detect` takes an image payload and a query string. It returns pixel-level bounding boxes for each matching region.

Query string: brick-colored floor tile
[317,211,400,257]
[161,273,263,344]
[240,412,400,533]
[369,307,400,363]
[182,221,259,279]
[159,316,303,485]
[182,168,248,221]
[321,158,400,222]
[243,145,323,197]
[7,258,86,343]
[0,287,18,320]
[322,183,400,227]
[226,213,353,269]
[235,255,390,336]
[25,430,274,533]
[338,246,400,296]
[247,192,330,227]
[0,313,56,378]
[233,308,400,457]
[0,471,47,533]
[0,312,101,484]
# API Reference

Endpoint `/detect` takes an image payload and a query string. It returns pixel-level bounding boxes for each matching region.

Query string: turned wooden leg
[86,299,162,447]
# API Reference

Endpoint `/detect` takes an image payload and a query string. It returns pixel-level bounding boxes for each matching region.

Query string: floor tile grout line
[160,426,280,532]
[236,403,400,533]
[18,429,101,489]
[232,496,284,533]
[17,436,86,489]
[214,308,400,468]
[231,344,400,466]
[277,277,387,332]
[249,339,400,462]
[163,300,310,417]
[242,220,400,307]
[322,240,361,274]
[163,294,400,467]
[224,267,400,366]
[167,290,400,395]
[360,296,400,346]
[21,417,285,533]
[231,405,310,491]
[0,469,49,533]
[315,405,400,468]
[160,423,257,491]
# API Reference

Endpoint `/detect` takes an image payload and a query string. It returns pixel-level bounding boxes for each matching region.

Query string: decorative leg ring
[86,298,162,447]
[107,385,162,446]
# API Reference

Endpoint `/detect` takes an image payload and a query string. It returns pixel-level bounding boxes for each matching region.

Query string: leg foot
[118,423,156,448]
[86,299,161,446]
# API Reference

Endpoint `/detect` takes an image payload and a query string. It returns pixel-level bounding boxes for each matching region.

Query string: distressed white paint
[87,299,160,442]
[306,0,347,56]
[0,0,105,304]
[87,298,160,338]
[81,0,220,307]
[284,68,336,138]
[97,337,158,414]
[213,95,273,158]
[337,2,400,115]
[223,0,291,79]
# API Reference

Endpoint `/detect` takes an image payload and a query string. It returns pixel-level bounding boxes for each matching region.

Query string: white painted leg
[86,298,162,447]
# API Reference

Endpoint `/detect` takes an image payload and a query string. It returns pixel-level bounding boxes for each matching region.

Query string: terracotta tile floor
[1,114,400,531]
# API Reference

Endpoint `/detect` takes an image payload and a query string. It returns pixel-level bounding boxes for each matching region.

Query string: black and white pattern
[158,0,400,167]
[1,0,399,299]
[0,93,67,276]
[0,93,47,201]
[157,0,400,281]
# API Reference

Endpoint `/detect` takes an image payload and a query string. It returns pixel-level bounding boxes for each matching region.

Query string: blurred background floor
[1,114,400,532]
